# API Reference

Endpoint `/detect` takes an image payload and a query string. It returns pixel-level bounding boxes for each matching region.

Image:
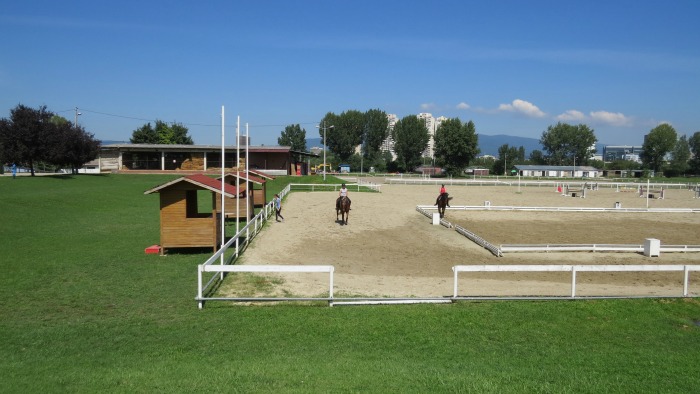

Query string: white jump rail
[415,206,452,228]
[289,182,382,193]
[452,264,700,298]
[500,244,700,253]
[442,205,700,213]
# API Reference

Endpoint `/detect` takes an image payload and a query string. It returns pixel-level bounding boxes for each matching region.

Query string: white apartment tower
[381,113,399,160]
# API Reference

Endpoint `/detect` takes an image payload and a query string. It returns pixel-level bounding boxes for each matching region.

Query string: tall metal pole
[323,121,327,181]
[236,116,240,250]
[74,107,80,126]
[220,106,225,274]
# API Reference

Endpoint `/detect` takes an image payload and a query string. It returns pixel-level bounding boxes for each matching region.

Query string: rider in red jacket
[435,184,450,207]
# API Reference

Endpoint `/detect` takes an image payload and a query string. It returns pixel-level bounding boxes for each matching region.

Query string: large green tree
[433,118,479,176]
[688,131,700,175]
[641,123,677,173]
[49,122,101,174]
[278,124,307,151]
[320,110,364,162]
[391,115,429,172]
[540,122,597,165]
[0,104,54,175]
[494,144,525,175]
[363,109,389,158]
[0,104,100,175]
[130,120,193,145]
[667,134,691,176]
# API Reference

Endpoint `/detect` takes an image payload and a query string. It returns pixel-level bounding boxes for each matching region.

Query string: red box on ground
[145,245,161,254]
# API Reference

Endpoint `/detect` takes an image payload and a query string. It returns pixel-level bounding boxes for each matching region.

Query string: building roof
[103,143,292,153]
[515,165,599,171]
[143,174,241,197]
[247,168,275,180]
[218,171,266,185]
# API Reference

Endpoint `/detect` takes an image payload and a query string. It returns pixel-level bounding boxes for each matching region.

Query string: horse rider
[337,183,351,211]
[435,184,450,207]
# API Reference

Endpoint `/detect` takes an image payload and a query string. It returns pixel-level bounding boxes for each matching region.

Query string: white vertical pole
[683,266,689,297]
[198,265,204,309]
[236,116,240,255]
[245,123,250,241]
[646,179,650,209]
[220,106,225,278]
[571,267,577,297]
[453,268,459,298]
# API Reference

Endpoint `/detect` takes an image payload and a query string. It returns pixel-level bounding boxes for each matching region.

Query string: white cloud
[589,110,632,126]
[498,99,546,118]
[556,110,585,122]
[456,102,470,110]
[420,103,436,110]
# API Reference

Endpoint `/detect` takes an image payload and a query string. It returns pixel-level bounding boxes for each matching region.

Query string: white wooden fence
[452,264,700,298]
[500,244,700,253]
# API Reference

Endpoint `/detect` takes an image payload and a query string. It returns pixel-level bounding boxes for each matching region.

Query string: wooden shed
[144,174,241,255]
[216,171,267,218]
[247,169,276,207]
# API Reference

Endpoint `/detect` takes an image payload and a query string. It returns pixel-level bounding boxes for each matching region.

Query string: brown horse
[336,196,350,225]
[436,193,451,218]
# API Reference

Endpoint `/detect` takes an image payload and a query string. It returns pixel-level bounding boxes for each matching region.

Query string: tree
[391,115,429,172]
[320,110,364,162]
[687,131,700,175]
[666,134,691,177]
[278,124,307,152]
[363,109,389,158]
[48,122,101,174]
[130,120,193,144]
[528,150,547,165]
[540,122,597,165]
[641,123,677,173]
[494,144,525,175]
[130,123,158,144]
[0,104,100,175]
[0,104,55,176]
[433,118,479,176]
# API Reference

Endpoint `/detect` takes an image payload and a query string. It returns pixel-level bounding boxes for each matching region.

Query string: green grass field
[1,174,699,393]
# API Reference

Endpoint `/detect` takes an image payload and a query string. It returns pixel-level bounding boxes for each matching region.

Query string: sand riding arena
[219,180,700,300]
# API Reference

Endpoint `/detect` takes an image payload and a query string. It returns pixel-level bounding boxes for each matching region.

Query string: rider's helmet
[342,183,346,188]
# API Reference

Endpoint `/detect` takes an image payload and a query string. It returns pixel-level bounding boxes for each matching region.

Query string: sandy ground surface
[224,179,700,298]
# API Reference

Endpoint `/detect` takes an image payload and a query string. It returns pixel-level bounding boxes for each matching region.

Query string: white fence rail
[201,264,335,303]
[500,244,700,253]
[454,225,502,257]
[289,182,381,193]
[453,264,700,298]
[441,205,700,213]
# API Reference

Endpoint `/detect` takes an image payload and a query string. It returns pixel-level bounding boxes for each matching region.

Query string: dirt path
[225,180,700,298]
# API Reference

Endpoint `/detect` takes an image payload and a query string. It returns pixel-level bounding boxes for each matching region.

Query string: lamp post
[316,122,335,181]
[74,107,81,127]
[573,156,576,178]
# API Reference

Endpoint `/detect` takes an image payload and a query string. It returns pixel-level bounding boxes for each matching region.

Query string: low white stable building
[515,165,600,178]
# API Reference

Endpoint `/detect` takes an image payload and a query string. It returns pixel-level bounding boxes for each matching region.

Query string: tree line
[0,104,101,175]
[279,112,700,177]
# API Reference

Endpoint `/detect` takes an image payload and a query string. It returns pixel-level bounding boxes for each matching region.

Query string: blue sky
[1,0,699,147]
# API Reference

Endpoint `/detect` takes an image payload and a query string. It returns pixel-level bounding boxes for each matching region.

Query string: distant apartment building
[381,113,448,160]
[381,113,399,160]
[603,145,643,163]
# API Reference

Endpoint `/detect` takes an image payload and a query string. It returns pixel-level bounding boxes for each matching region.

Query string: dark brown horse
[336,196,350,225]
[436,193,451,218]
